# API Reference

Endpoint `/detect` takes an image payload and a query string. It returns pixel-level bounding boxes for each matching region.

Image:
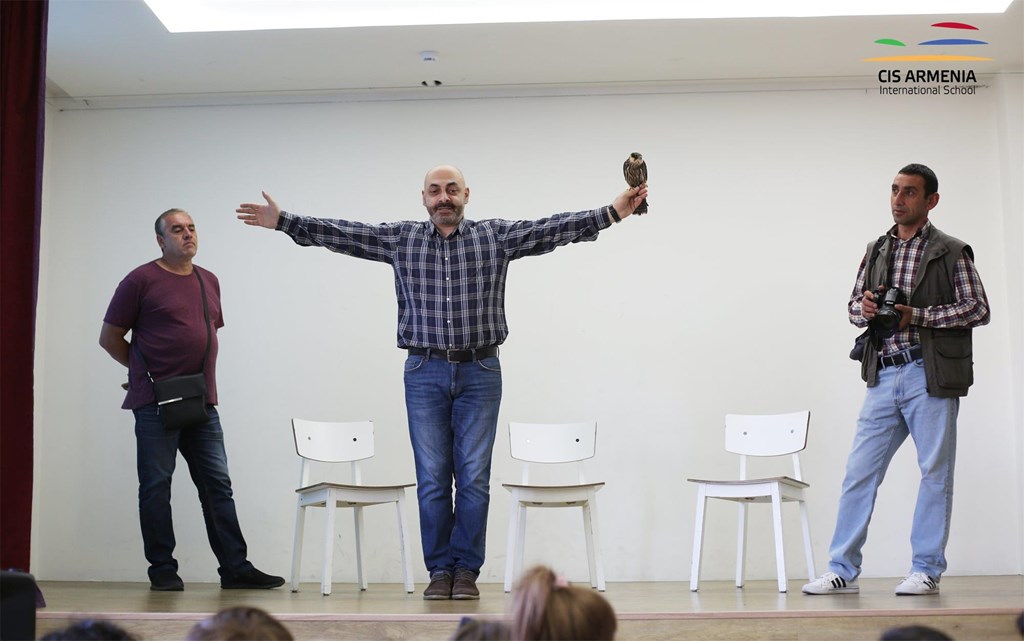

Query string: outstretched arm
[236,191,282,229]
[610,185,649,223]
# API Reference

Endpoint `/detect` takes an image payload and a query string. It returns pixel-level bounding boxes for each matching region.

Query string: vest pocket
[933,331,973,389]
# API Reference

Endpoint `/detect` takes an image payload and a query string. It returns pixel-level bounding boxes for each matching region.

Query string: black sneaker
[149,570,184,592]
[220,568,285,589]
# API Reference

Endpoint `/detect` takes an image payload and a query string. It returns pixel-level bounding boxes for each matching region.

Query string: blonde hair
[510,566,617,641]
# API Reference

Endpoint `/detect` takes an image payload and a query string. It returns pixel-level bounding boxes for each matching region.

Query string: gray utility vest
[860,226,976,398]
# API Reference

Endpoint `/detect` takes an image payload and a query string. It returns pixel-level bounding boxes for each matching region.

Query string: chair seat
[504,482,605,507]
[297,482,417,508]
[298,481,416,492]
[502,482,605,490]
[686,476,808,489]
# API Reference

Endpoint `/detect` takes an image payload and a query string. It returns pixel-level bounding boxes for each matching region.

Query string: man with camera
[803,164,990,597]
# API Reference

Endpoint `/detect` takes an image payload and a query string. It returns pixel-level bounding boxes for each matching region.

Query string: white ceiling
[45,0,1023,110]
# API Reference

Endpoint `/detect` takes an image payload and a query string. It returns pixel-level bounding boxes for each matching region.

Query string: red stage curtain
[1,0,48,572]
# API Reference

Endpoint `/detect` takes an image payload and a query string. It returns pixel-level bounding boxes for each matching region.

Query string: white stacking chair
[502,421,606,592]
[687,410,815,593]
[290,419,416,596]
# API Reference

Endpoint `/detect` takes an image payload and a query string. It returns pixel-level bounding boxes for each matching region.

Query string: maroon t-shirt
[104,261,224,410]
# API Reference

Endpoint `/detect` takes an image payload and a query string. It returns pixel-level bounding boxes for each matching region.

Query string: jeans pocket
[476,356,501,373]
[404,355,427,372]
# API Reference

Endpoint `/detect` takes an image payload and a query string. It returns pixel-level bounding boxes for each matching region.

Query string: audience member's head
[40,619,137,640]
[451,616,512,640]
[1016,611,1023,637]
[880,624,954,641]
[510,565,617,640]
[186,606,293,641]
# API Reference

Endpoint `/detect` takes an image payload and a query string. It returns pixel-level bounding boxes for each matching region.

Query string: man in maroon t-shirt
[99,208,283,592]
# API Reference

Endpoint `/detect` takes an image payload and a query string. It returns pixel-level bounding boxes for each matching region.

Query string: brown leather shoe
[423,571,452,600]
[452,568,480,600]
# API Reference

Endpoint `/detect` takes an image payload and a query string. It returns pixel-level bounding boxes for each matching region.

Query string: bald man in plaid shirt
[238,166,647,600]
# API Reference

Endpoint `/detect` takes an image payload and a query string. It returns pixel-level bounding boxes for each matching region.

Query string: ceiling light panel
[144,0,1016,33]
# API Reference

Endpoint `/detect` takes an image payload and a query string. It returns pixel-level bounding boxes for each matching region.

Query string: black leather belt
[407,346,499,363]
[879,345,923,368]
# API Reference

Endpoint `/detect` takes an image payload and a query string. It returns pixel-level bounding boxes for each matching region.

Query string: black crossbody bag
[137,269,212,430]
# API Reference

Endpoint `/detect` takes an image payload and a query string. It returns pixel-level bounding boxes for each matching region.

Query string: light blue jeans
[404,354,502,575]
[828,357,959,580]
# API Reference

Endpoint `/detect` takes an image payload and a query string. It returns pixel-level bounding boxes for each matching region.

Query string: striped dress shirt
[277,207,615,349]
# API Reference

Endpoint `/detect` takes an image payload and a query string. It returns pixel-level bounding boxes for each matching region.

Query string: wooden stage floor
[34,576,1024,641]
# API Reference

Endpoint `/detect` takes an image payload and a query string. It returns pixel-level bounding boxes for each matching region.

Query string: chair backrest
[292,419,375,486]
[724,411,810,481]
[508,422,597,484]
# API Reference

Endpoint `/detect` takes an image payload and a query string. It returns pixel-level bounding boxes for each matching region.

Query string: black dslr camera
[871,286,907,338]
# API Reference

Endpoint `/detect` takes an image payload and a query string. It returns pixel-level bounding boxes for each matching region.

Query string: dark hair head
[880,624,954,641]
[510,566,617,641]
[155,208,188,236]
[898,164,939,196]
[41,619,137,641]
[186,606,293,641]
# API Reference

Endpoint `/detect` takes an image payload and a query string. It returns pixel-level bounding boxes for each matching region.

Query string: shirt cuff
[595,206,615,230]
[277,210,297,232]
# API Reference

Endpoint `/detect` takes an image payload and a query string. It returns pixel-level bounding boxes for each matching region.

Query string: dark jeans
[133,403,253,580]
[404,354,502,575]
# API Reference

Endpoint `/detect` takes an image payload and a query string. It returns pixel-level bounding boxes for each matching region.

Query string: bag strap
[136,267,212,382]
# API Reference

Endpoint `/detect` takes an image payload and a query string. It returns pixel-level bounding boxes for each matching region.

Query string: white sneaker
[802,572,859,595]
[895,572,939,595]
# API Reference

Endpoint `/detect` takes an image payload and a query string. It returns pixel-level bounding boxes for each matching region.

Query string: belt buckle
[447,349,460,363]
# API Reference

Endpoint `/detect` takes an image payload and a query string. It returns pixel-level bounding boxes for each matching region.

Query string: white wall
[32,78,1023,585]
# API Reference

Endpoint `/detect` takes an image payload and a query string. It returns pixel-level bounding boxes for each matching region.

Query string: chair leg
[690,485,708,592]
[504,491,521,593]
[321,492,338,596]
[396,493,415,593]
[583,489,606,591]
[799,498,815,581]
[291,502,306,592]
[769,484,787,593]
[514,503,528,583]
[353,506,367,591]
[736,501,748,588]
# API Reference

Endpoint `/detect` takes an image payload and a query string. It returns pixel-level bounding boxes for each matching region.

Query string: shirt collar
[887,219,932,241]
[427,218,469,238]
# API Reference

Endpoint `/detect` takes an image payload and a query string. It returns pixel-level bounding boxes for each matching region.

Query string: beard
[428,201,464,227]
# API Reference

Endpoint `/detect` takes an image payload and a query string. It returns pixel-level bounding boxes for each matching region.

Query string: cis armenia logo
[864,22,992,96]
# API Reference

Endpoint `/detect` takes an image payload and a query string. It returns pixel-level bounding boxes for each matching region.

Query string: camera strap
[864,234,889,288]
[862,234,889,349]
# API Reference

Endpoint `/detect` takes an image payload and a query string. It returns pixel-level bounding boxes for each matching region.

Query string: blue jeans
[827,358,959,580]
[133,403,253,580]
[404,354,502,575]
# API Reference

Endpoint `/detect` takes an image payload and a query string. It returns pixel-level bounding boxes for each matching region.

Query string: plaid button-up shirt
[847,221,989,356]
[278,207,615,349]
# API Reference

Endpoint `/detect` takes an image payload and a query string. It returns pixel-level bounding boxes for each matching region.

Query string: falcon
[623,152,649,215]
